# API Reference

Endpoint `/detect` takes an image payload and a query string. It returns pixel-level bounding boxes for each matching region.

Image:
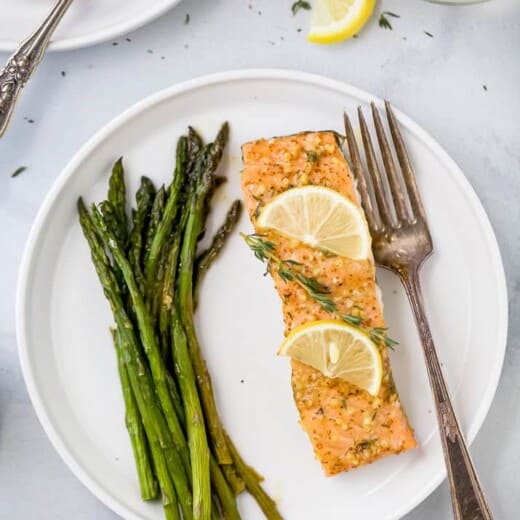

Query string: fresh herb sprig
[242,233,397,350]
[378,11,400,31]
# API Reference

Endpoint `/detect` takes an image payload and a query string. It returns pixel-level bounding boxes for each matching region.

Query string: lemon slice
[279,320,382,395]
[308,0,376,44]
[257,186,370,259]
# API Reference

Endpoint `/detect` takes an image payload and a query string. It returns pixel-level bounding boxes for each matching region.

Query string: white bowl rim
[0,0,183,52]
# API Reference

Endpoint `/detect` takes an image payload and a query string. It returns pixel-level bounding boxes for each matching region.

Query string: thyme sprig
[242,233,397,350]
[378,11,400,31]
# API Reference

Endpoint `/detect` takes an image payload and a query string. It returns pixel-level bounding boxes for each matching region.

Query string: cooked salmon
[241,131,416,476]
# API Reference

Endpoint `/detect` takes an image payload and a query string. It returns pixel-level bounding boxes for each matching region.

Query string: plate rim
[0,0,183,52]
[16,69,509,520]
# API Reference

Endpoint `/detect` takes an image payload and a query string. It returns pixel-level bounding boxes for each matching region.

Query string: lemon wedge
[257,185,371,259]
[279,320,382,395]
[308,0,376,44]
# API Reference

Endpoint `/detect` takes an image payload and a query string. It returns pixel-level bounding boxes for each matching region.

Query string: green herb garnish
[356,438,378,451]
[306,150,319,163]
[292,0,311,16]
[378,11,400,31]
[242,233,398,350]
[11,166,27,178]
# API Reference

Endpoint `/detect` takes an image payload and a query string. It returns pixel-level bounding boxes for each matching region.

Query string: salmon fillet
[241,131,416,476]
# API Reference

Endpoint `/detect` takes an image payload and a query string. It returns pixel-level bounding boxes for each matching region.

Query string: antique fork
[0,0,74,138]
[344,102,493,520]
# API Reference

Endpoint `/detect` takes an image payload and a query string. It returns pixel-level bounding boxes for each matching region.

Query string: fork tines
[343,102,427,232]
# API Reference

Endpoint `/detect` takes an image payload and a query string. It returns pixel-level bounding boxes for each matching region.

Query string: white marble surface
[1,1,519,518]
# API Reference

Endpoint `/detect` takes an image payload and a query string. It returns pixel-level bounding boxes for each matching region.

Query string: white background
[0,1,519,519]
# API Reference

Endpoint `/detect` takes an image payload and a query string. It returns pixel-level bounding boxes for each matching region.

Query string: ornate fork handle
[401,267,493,520]
[0,0,74,138]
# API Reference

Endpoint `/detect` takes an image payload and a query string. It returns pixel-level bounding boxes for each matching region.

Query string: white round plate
[17,70,507,520]
[0,0,183,52]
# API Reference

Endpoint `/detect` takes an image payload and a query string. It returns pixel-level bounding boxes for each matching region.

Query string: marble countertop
[1,1,519,518]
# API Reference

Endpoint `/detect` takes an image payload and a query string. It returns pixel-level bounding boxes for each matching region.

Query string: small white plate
[0,0,183,52]
[17,70,507,520]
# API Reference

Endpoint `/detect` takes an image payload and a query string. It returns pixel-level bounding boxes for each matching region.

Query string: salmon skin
[241,131,416,476]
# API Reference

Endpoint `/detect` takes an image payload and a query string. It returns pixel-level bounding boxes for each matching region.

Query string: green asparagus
[194,199,242,307]
[145,137,188,288]
[107,157,128,246]
[112,329,158,501]
[78,199,190,520]
[225,433,283,520]
[209,457,241,520]
[90,203,191,478]
[172,313,211,520]
[129,176,156,293]
[79,123,282,520]
[144,185,166,267]
[177,123,233,465]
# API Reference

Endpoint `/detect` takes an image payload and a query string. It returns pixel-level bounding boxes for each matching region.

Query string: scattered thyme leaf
[379,13,393,30]
[424,31,434,38]
[185,13,190,25]
[370,327,398,350]
[306,150,319,163]
[284,259,303,266]
[340,314,363,327]
[483,85,488,91]
[11,166,27,178]
[292,0,311,16]
[356,438,378,451]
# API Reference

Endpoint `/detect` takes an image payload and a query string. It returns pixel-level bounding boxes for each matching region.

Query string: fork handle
[401,267,493,520]
[0,0,74,138]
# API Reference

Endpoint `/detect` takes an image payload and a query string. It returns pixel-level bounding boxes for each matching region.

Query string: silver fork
[344,102,493,520]
[0,0,74,138]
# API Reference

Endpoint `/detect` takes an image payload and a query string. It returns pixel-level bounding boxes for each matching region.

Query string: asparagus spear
[78,199,190,520]
[105,173,186,432]
[193,199,242,308]
[104,164,158,500]
[149,236,173,326]
[89,204,192,482]
[129,177,156,292]
[107,157,128,246]
[144,185,166,268]
[159,132,201,359]
[172,313,211,520]
[209,456,241,520]
[177,124,233,465]
[100,200,127,251]
[159,230,182,359]
[112,329,158,501]
[150,436,181,520]
[221,464,246,496]
[145,137,188,289]
[225,433,283,520]
[185,127,204,186]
